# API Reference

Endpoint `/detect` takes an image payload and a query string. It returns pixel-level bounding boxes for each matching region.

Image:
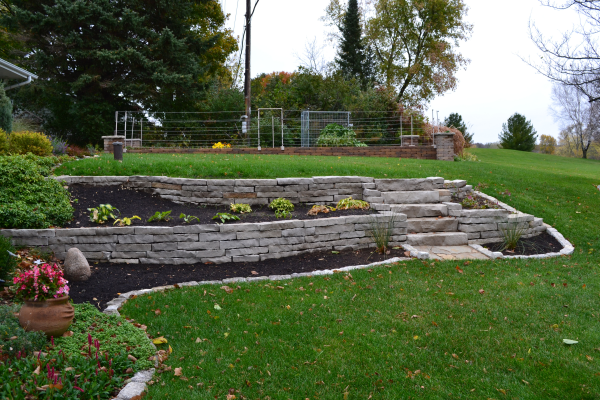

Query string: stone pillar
[102,136,126,152]
[435,132,455,161]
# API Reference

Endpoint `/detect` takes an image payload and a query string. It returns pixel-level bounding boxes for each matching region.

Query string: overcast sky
[220,0,579,144]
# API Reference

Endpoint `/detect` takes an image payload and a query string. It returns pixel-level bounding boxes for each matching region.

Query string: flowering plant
[13,263,69,301]
[212,142,232,149]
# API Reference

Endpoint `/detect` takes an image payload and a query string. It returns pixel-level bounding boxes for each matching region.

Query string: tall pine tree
[336,0,366,83]
[1,0,236,144]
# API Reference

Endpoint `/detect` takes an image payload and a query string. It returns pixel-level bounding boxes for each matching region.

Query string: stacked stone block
[454,208,546,242]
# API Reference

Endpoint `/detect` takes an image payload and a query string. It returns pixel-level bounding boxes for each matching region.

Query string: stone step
[389,204,448,218]
[382,191,440,204]
[407,218,458,233]
[406,232,468,246]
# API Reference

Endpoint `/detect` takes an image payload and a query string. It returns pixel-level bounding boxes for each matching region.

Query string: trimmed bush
[0,155,73,229]
[0,128,8,155]
[8,131,53,156]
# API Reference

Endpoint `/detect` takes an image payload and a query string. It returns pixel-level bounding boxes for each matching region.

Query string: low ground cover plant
[269,197,294,218]
[230,203,252,214]
[212,212,240,224]
[88,204,119,224]
[113,216,141,226]
[147,210,172,222]
[0,155,73,228]
[0,303,152,399]
[336,197,370,210]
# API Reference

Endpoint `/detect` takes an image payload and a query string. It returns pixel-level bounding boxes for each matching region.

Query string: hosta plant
[336,197,370,210]
[147,210,172,222]
[269,198,294,219]
[179,213,199,223]
[113,216,141,227]
[230,203,252,214]
[212,213,240,224]
[88,204,119,224]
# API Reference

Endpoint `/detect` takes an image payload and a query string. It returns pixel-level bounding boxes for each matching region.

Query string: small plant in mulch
[269,198,294,219]
[307,205,336,215]
[113,216,141,227]
[88,204,119,224]
[212,212,240,224]
[336,197,370,210]
[458,194,501,210]
[230,203,252,214]
[499,220,527,252]
[147,210,172,222]
[179,213,199,224]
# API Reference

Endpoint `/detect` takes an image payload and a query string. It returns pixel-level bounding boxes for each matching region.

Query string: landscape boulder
[63,248,91,281]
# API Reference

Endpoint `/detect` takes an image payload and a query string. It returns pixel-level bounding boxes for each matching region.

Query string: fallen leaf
[33,365,40,375]
[456,266,463,274]
[153,337,168,345]
[154,309,161,315]
[174,367,182,376]
[62,331,73,337]
[224,332,230,338]
[478,289,485,295]
[128,354,137,362]
[214,304,222,310]
[563,339,578,345]
[251,271,258,275]
[452,354,459,360]
[220,286,234,294]
[195,338,202,343]
[586,355,594,361]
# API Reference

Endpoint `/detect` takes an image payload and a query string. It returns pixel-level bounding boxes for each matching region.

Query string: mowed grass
[81,150,600,399]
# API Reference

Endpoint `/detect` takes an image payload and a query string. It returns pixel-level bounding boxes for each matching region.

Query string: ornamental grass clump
[367,213,399,254]
[499,219,527,252]
[12,263,69,301]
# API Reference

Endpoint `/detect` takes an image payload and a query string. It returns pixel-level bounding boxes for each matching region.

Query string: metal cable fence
[114,110,434,149]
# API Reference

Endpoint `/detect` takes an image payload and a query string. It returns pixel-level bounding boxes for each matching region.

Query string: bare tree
[294,37,330,75]
[551,82,600,158]
[527,1,600,102]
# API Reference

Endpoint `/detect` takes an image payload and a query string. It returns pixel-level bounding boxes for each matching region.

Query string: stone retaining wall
[0,215,407,265]
[452,209,546,243]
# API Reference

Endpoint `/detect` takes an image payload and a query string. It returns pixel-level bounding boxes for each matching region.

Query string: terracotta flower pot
[19,296,75,337]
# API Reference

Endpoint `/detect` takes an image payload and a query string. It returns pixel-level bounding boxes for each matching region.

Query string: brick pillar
[435,132,455,161]
[102,136,126,152]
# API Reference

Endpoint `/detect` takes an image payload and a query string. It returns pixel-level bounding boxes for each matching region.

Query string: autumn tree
[550,82,599,159]
[499,113,538,152]
[444,112,473,146]
[539,134,557,154]
[1,0,237,144]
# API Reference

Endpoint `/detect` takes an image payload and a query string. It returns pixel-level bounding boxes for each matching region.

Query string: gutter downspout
[5,75,32,91]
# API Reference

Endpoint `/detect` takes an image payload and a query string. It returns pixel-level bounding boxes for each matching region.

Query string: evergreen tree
[1,0,236,144]
[0,84,12,133]
[499,113,538,152]
[444,113,472,145]
[336,0,366,82]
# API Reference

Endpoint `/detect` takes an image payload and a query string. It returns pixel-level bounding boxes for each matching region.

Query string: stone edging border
[104,256,410,400]
[469,223,574,260]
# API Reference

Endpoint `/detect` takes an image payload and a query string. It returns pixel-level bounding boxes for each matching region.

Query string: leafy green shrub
[0,155,74,229]
[0,128,8,155]
[8,131,53,156]
[88,204,119,224]
[316,124,367,147]
[269,198,294,219]
[0,305,47,358]
[0,235,17,286]
[148,210,172,222]
[230,203,252,214]
[212,212,240,224]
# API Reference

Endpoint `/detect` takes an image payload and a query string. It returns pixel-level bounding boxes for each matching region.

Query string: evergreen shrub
[8,131,53,156]
[0,155,73,228]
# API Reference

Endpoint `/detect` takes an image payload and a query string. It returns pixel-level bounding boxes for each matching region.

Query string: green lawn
[70,150,600,399]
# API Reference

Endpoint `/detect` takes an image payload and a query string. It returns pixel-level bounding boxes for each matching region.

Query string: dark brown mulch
[451,194,502,210]
[481,231,564,256]
[69,247,408,309]
[66,185,376,228]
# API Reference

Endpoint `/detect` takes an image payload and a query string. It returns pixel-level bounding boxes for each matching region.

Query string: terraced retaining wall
[0,215,407,264]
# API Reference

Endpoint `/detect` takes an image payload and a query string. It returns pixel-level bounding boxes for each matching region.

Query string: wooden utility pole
[244,0,252,132]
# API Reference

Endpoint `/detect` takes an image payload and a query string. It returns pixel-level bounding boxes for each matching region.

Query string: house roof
[0,58,38,80]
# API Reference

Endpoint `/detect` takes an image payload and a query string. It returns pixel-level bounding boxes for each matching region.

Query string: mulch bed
[66,185,376,228]
[69,247,408,309]
[481,231,564,256]
[451,194,502,210]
